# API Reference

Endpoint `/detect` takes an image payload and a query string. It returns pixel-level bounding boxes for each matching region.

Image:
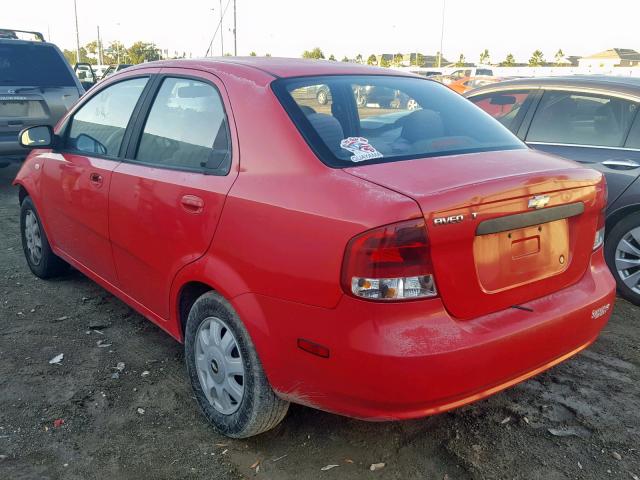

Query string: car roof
[467,75,640,98]
[126,56,415,79]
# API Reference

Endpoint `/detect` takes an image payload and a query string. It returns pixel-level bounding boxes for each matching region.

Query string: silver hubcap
[407,99,418,110]
[24,210,43,266]
[195,317,245,415]
[615,226,640,294]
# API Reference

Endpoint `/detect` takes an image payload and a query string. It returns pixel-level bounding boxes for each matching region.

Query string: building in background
[578,48,640,68]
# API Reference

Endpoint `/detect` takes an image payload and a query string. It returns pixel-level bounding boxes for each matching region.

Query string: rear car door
[40,75,152,284]
[108,69,238,320]
[468,89,538,137]
[525,90,640,207]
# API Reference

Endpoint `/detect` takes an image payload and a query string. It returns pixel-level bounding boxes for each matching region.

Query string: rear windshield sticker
[340,137,383,162]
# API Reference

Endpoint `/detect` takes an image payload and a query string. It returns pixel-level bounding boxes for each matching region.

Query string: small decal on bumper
[591,303,610,320]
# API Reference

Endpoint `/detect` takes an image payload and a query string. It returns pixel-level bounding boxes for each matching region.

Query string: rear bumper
[0,133,26,162]
[232,249,616,420]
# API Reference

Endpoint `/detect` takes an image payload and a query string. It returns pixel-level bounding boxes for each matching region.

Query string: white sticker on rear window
[340,137,383,162]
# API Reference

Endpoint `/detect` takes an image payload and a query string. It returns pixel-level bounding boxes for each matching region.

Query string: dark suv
[467,76,640,305]
[0,29,83,167]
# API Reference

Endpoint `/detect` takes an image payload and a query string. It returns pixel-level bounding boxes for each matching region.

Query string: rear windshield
[272,75,524,167]
[0,43,76,87]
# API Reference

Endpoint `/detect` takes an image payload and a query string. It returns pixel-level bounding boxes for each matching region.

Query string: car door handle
[601,159,640,170]
[180,195,204,214]
[89,172,103,186]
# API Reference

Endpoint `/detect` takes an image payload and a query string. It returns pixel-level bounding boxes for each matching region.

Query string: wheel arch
[606,203,640,238]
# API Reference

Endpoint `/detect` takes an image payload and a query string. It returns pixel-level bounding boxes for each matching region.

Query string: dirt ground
[0,162,639,480]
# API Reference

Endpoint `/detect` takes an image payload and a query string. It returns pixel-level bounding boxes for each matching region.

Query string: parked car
[467,76,640,305]
[100,63,133,80]
[14,58,614,438]
[447,76,503,95]
[73,62,98,91]
[0,28,83,167]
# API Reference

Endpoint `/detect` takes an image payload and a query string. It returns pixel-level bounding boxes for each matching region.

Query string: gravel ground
[0,162,639,480]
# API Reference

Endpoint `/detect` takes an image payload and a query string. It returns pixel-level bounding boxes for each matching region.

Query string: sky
[6,0,640,63]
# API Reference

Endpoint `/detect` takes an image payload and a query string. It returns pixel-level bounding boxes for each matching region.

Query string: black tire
[184,291,289,438]
[20,196,68,278]
[604,212,640,305]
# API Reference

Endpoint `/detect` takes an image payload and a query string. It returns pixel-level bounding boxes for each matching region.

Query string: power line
[205,0,232,57]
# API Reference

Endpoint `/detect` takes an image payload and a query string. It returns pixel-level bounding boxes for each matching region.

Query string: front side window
[66,77,148,156]
[135,77,231,173]
[527,91,638,147]
[470,90,534,133]
[274,75,524,167]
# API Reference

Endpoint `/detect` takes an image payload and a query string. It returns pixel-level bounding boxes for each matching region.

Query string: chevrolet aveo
[14,58,615,438]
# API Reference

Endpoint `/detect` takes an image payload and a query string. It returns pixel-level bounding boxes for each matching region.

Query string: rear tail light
[341,219,437,300]
[593,177,607,251]
[593,208,605,251]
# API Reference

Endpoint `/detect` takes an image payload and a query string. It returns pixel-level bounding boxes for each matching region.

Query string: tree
[328,54,336,61]
[414,53,425,66]
[355,53,363,64]
[554,48,565,66]
[379,56,391,67]
[528,49,545,67]
[341,56,349,62]
[479,48,490,65]
[62,47,92,65]
[249,51,257,56]
[500,53,516,67]
[302,47,325,59]
[128,41,161,64]
[392,53,403,66]
[366,54,377,65]
[455,53,466,67]
[105,41,127,63]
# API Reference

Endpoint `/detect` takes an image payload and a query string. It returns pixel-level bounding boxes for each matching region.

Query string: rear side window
[470,90,534,133]
[626,114,640,149]
[66,77,148,156]
[0,44,75,87]
[273,75,523,167]
[135,77,231,174]
[527,91,639,147]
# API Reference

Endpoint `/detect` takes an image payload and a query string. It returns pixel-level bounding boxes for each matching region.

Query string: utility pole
[233,0,237,56]
[73,0,81,64]
[97,25,103,65]
[219,0,224,55]
[437,0,445,68]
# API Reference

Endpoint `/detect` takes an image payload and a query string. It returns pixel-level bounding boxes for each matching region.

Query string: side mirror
[75,133,107,155]
[19,125,53,148]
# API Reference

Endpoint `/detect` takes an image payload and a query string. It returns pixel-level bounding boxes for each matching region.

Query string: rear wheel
[605,212,640,305]
[184,291,289,438]
[20,196,68,278]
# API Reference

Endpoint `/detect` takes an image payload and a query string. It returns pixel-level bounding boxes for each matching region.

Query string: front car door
[108,69,239,320]
[40,75,152,284]
[524,89,640,208]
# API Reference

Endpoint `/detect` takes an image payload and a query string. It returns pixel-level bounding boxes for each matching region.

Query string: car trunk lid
[345,149,605,319]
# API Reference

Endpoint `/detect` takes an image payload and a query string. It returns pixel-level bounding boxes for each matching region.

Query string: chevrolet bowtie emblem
[528,195,550,209]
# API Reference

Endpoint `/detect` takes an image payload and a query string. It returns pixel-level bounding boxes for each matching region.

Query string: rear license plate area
[473,220,569,293]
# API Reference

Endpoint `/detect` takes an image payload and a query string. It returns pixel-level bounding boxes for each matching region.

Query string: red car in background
[14,58,614,438]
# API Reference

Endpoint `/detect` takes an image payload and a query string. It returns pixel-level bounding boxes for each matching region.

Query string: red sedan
[14,58,614,438]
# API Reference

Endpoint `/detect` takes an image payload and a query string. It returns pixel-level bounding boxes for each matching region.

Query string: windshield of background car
[272,75,525,167]
[0,43,76,87]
